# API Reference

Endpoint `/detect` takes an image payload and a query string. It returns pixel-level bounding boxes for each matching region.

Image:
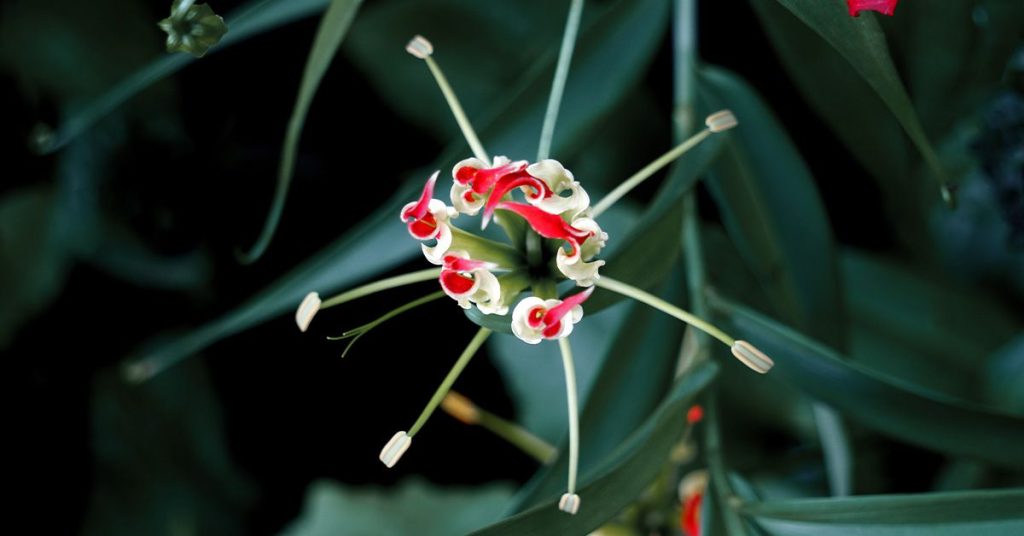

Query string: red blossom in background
[846,0,899,17]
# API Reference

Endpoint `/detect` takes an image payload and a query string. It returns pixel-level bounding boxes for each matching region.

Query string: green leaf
[768,0,950,199]
[281,478,514,536]
[83,360,256,535]
[841,249,1022,401]
[472,361,718,535]
[748,0,915,210]
[238,0,363,263]
[723,302,1024,468]
[885,1,1024,138]
[742,488,1024,536]
[698,66,845,347]
[38,0,333,153]
[123,181,423,380]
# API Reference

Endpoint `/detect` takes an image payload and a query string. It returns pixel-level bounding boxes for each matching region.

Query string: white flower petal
[511,297,547,344]
[451,182,484,215]
[421,223,452,264]
[557,248,605,287]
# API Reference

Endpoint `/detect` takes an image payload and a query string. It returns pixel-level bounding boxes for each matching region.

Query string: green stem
[424,56,489,163]
[408,328,492,437]
[558,337,581,494]
[320,268,440,309]
[537,0,585,161]
[476,410,557,464]
[329,291,445,357]
[596,276,735,347]
[590,128,711,218]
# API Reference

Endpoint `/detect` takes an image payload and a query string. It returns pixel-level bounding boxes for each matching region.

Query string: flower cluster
[400,154,608,342]
[295,33,772,517]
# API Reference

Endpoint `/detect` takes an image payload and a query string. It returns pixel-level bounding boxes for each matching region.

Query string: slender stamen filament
[557,337,582,515]
[320,268,441,310]
[406,36,489,163]
[442,391,557,464]
[591,128,711,218]
[328,291,445,357]
[408,328,492,437]
[559,338,581,493]
[537,0,585,161]
[595,276,735,347]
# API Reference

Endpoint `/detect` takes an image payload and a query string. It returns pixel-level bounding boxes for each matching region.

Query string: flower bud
[558,493,581,515]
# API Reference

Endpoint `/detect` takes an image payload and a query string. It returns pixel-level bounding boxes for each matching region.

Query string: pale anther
[295,292,321,332]
[730,340,774,374]
[705,109,738,133]
[405,35,434,59]
[558,493,581,515]
[379,431,412,468]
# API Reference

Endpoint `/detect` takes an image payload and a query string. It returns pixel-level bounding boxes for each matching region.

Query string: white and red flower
[439,251,507,315]
[400,171,459,264]
[511,287,594,344]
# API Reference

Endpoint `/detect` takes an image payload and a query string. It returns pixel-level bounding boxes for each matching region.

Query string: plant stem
[320,268,441,309]
[558,337,581,494]
[408,328,492,437]
[425,57,489,163]
[537,0,585,161]
[596,276,734,347]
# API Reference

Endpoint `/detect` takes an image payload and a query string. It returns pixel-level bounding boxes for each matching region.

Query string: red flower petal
[482,172,551,227]
[496,202,592,244]
[402,172,439,221]
[681,492,703,536]
[541,287,594,330]
[443,254,493,273]
[440,270,476,295]
[846,0,898,16]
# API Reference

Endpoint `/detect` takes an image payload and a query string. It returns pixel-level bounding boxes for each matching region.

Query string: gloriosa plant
[41,0,1017,533]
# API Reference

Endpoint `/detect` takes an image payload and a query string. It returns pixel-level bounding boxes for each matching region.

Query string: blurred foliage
[6,0,1023,534]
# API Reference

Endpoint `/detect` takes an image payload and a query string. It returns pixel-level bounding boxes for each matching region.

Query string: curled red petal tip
[687,405,704,424]
[496,202,591,243]
[481,172,550,228]
[404,171,439,221]
[541,286,594,328]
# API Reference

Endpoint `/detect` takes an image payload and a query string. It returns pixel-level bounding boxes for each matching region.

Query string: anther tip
[379,431,412,468]
[441,391,480,425]
[730,340,774,374]
[405,35,433,59]
[296,292,321,332]
[705,109,738,133]
[558,493,581,515]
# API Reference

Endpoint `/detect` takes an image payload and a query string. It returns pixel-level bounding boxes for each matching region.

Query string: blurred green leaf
[841,249,1022,401]
[472,361,718,535]
[724,302,1024,468]
[281,478,514,536]
[239,0,362,263]
[886,0,1024,137]
[743,488,1024,535]
[83,360,256,535]
[36,0,333,153]
[748,0,918,217]
[768,0,949,198]
[698,66,845,347]
[0,186,71,347]
[124,181,423,380]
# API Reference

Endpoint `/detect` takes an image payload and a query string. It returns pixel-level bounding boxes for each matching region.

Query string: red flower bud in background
[846,0,899,17]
